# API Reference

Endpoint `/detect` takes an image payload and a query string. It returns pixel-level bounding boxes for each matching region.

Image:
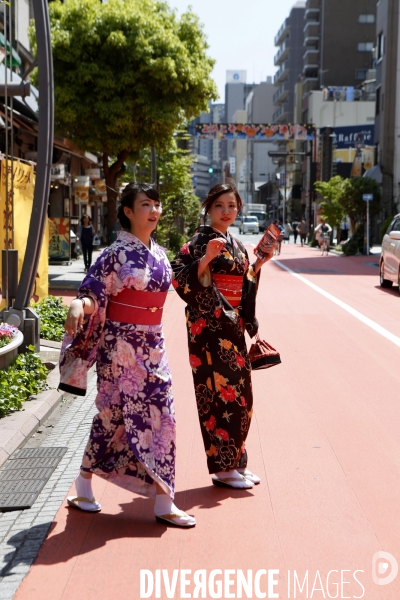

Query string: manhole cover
[0,446,67,512]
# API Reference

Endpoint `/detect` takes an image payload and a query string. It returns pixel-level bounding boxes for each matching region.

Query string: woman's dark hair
[117,182,160,230]
[81,214,91,225]
[201,181,243,223]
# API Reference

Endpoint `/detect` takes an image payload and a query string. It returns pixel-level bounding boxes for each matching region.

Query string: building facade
[273,2,306,123]
[375,0,400,217]
[303,0,376,96]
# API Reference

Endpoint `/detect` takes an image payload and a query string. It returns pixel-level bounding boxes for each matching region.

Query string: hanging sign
[196,123,315,141]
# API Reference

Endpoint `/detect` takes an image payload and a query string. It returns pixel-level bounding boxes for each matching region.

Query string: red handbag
[248,334,281,370]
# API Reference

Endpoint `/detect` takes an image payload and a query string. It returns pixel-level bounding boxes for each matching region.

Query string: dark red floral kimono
[171,226,259,474]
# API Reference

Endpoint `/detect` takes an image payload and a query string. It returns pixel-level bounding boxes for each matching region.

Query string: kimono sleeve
[60,247,115,369]
[240,245,260,338]
[170,235,219,309]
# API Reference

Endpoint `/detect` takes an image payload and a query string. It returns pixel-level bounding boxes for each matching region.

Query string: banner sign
[333,125,374,149]
[196,123,315,141]
[85,168,101,180]
[74,175,90,203]
[0,160,48,303]
[49,217,70,261]
[94,179,107,196]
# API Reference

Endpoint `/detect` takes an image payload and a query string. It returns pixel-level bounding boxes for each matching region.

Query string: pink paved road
[16,245,400,599]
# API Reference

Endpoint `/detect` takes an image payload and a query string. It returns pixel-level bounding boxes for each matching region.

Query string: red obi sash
[213,274,243,307]
[106,289,168,325]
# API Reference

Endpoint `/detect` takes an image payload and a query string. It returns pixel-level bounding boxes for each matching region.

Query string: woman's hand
[205,238,226,261]
[198,238,226,278]
[254,251,273,274]
[64,297,95,337]
[64,300,84,338]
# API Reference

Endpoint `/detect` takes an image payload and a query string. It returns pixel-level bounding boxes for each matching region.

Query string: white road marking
[273,259,400,349]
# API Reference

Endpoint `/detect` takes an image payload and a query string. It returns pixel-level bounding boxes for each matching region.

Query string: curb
[0,367,64,469]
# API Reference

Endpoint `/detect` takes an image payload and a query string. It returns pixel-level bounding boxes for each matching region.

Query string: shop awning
[0,33,22,68]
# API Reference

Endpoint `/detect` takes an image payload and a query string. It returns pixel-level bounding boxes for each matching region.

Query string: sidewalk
[48,249,103,296]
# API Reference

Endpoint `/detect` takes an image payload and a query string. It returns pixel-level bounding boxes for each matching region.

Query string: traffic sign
[363,193,373,201]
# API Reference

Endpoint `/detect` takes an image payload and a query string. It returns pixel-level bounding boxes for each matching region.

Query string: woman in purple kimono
[62,182,195,528]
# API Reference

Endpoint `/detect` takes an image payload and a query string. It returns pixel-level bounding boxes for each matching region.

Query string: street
[1,242,397,600]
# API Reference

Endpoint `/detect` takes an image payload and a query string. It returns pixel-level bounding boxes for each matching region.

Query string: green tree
[314,176,345,243]
[32,0,216,233]
[125,139,200,253]
[338,177,382,232]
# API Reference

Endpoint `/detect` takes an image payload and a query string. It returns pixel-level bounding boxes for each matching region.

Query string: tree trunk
[103,150,129,242]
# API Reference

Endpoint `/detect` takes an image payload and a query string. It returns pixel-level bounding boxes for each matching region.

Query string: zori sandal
[155,510,196,528]
[67,496,102,512]
[238,469,261,485]
[211,475,254,489]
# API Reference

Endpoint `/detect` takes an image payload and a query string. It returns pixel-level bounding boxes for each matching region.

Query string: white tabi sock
[74,474,101,511]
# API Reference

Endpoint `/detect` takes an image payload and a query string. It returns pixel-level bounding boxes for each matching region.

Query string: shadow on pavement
[17,486,253,566]
[271,254,380,277]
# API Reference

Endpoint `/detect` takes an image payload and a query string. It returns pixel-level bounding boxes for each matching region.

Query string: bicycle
[320,233,330,256]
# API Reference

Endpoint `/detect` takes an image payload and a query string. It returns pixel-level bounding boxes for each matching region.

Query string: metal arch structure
[13,0,54,310]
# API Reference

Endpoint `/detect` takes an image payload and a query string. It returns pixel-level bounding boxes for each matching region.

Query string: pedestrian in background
[292,220,299,244]
[171,182,272,490]
[283,219,292,243]
[297,219,307,246]
[77,215,96,272]
[340,219,350,242]
[62,182,196,528]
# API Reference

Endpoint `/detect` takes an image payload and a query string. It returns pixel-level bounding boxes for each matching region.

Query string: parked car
[380,213,400,293]
[239,216,259,234]
[233,215,242,227]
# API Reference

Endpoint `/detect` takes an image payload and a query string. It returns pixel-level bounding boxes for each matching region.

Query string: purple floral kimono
[61,231,176,498]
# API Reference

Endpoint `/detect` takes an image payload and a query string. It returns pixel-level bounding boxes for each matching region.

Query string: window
[392,218,400,232]
[377,32,384,59]
[356,69,368,80]
[359,14,375,23]
[358,42,374,52]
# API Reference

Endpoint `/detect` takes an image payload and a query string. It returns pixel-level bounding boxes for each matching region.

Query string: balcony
[305,0,320,10]
[273,104,289,123]
[274,61,289,85]
[303,77,319,95]
[273,82,289,104]
[274,40,290,66]
[274,19,290,47]
[304,21,320,37]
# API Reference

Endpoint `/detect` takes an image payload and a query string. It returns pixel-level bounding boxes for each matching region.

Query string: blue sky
[169,0,303,101]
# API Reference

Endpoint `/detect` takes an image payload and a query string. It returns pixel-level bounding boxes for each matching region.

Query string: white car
[380,213,400,293]
[239,216,259,234]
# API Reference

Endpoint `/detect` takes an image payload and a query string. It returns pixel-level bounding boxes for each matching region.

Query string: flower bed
[0,323,18,349]
[33,295,69,342]
[0,345,49,418]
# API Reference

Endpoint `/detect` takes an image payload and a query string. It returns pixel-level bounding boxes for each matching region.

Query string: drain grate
[0,446,67,512]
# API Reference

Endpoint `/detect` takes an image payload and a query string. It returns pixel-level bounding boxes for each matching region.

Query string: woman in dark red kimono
[171,183,272,489]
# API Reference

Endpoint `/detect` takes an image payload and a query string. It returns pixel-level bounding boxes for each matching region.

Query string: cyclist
[315,219,332,255]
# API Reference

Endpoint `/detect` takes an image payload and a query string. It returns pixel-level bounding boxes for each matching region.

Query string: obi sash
[213,274,243,307]
[106,288,168,325]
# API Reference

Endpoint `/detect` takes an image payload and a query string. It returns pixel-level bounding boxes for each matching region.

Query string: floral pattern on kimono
[61,230,176,498]
[170,226,259,474]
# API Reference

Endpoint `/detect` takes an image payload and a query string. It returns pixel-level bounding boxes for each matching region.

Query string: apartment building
[273,2,306,123]
[375,0,400,217]
[303,0,376,96]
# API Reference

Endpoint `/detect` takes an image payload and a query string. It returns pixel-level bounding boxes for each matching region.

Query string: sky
[169,0,303,102]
